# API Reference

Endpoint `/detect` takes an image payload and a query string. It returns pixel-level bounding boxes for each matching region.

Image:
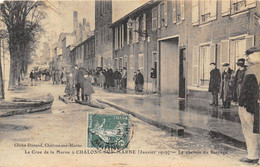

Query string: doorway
[159,37,179,94]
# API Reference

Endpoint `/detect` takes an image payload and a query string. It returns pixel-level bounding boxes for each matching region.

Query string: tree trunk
[0,40,5,99]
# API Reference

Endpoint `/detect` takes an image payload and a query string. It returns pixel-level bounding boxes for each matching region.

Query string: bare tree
[0,1,46,90]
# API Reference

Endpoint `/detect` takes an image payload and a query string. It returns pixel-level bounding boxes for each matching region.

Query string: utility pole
[0,39,5,99]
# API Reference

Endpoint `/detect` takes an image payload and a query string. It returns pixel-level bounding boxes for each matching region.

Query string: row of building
[52,0,260,102]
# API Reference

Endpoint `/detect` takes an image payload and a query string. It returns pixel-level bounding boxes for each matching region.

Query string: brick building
[95,0,113,69]
[110,0,260,105]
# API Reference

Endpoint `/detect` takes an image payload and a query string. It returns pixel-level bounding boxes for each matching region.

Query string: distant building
[95,0,113,69]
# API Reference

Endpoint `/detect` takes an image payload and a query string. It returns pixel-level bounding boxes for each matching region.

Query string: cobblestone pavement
[0,82,256,167]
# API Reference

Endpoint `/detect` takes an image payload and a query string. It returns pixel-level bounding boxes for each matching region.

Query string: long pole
[0,39,5,99]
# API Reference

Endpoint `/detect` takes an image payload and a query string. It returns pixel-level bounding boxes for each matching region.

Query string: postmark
[87,114,130,149]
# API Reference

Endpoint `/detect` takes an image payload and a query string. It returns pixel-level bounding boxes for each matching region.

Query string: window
[199,45,210,86]
[119,57,123,70]
[232,0,247,13]
[222,0,256,16]
[127,19,133,44]
[123,56,127,68]
[159,3,165,28]
[114,58,118,69]
[173,0,185,23]
[152,7,157,31]
[138,54,144,73]
[200,0,217,24]
[192,44,216,87]
[129,55,135,80]
[115,27,118,50]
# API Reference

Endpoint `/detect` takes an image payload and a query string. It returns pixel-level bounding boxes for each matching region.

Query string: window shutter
[152,7,157,31]
[210,43,216,63]
[246,0,256,8]
[127,22,130,45]
[142,14,146,41]
[220,40,229,70]
[164,1,168,26]
[192,0,199,25]
[192,46,199,86]
[210,0,217,19]
[181,0,185,20]
[119,26,121,48]
[133,21,136,43]
[158,4,161,28]
[122,24,124,47]
[246,35,255,50]
[221,0,230,16]
[172,1,177,23]
[136,17,139,42]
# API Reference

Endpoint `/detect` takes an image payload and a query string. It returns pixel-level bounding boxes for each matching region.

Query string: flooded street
[0,82,254,167]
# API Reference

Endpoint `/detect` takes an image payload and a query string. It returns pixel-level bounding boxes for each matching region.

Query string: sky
[40,1,95,44]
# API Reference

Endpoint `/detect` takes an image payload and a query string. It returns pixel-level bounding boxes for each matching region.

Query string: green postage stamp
[87,114,130,149]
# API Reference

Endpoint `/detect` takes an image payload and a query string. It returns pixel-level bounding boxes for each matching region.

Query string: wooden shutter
[246,0,256,8]
[246,35,255,50]
[164,1,168,26]
[220,40,229,70]
[221,0,230,16]
[181,0,185,20]
[142,14,146,41]
[122,24,124,47]
[152,7,157,31]
[158,4,161,28]
[210,43,216,63]
[127,22,130,45]
[210,0,217,19]
[192,0,199,25]
[172,1,177,23]
[136,17,139,42]
[192,46,199,86]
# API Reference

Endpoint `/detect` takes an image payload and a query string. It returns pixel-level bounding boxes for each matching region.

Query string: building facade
[95,0,113,69]
[110,0,260,102]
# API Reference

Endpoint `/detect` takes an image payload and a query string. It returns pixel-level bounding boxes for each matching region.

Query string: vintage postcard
[0,0,260,166]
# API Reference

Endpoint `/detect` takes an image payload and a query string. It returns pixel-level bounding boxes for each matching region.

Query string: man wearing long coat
[208,63,221,106]
[238,47,260,164]
[220,63,235,109]
[135,70,144,93]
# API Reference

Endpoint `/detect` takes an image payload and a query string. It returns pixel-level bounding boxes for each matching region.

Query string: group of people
[209,58,247,109]
[209,47,260,164]
[64,65,95,103]
[52,67,67,85]
[29,68,51,86]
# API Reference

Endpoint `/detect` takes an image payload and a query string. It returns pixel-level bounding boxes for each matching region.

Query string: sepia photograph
[0,0,260,166]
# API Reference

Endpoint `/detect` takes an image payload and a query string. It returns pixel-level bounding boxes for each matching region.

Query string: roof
[110,0,161,28]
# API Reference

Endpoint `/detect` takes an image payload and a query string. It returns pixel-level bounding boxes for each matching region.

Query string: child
[82,72,95,103]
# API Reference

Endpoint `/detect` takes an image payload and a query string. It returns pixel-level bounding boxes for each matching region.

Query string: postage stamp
[87,114,130,149]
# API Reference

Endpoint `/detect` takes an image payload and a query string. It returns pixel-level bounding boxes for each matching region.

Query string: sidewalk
[94,87,246,149]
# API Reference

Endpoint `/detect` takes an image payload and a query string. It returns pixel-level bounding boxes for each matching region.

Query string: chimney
[83,18,86,26]
[73,11,78,32]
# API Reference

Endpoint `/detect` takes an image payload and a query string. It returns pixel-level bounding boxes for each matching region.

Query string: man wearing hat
[220,63,235,109]
[208,63,221,106]
[238,47,260,164]
[233,58,247,102]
